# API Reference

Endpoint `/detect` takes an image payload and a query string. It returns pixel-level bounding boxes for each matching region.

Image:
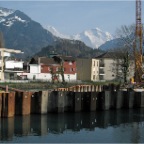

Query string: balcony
[99,75,104,80]
[99,63,105,67]
[99,69,105,75]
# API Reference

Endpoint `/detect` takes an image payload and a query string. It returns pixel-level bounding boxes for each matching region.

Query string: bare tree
[109,24,136,83]
[50,67,60,83]
[115,24,135,56]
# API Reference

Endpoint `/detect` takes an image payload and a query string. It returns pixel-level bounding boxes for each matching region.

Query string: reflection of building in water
[73,113,82,131]
[30,115,47,135]
[111,109,144,143]
[47,114,65,134]
[0,117,14,141]
[131,122,140,143]
[0,109,144,142]
[14,115,30,136]
[81,112,96,131]
[95,111,111,128]
[130,108,144,143]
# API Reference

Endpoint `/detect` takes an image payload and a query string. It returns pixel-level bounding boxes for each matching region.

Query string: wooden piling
[0,93,2,117]
[15,91,32,115]
[123,91,135,108]
[134,91,144,108]
[81,92,97,112]
[31,91,48,114]
[96,91,111,110]
[1,92,15,118]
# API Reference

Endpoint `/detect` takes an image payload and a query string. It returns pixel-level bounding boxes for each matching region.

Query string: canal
[0,108,144,143]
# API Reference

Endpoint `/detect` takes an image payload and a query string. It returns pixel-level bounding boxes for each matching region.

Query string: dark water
[1,109,144,143]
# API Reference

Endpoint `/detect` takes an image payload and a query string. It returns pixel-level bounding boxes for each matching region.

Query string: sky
[0,1,143,35]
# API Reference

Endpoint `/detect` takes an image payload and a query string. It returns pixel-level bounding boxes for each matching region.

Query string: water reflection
[0,109,144,142]
[31,115,47,135]
[14,115,30,136]
[0,117,14,141]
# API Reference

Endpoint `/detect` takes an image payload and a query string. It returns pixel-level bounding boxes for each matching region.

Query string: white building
[18,56,77,82]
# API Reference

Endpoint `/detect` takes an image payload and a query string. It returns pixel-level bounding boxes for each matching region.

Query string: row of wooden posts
[54,84,120,92]
[0,86,144,118]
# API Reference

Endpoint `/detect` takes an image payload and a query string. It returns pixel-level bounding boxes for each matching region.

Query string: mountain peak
[0,7,15,17]
[0,8,32,27]
[46,25,71,39]
[47,26,113,49]
[95,27,102,32]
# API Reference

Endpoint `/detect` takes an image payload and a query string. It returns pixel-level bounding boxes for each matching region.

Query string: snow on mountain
[0,7,57,58]
[0,7,28,27]
[0,7,15,17]
[46,26,113,49]
[3,15,27,27]
[74,28,113,49]
[46,26,71,39]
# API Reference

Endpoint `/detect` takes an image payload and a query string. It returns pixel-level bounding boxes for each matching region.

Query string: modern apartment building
[95,52,135,81]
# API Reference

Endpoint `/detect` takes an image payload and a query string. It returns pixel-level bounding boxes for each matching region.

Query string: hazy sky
[0,1,143,35]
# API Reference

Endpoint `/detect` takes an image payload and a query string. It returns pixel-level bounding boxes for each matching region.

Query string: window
[69,62,72,65]
[48,67,51,71]
[93,75,95,80]
[56,67,59,71]
[33,75,36,80]
[93,61,95,66]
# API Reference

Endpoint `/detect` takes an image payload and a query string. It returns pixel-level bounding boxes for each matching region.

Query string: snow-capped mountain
[74,28,113,49]
[47,26,113,49]
[0,7,57,58]
[0,7,114,59]
[0,7,27,27]
[46,26,71,39]
[0,7,15,17]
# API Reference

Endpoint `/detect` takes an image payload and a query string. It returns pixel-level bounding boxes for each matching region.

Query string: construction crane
[134,0,143,83]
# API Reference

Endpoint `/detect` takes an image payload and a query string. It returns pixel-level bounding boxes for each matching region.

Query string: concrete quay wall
[0,87,144,117]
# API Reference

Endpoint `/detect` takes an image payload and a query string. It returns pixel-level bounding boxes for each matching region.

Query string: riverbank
[0,80,121,91]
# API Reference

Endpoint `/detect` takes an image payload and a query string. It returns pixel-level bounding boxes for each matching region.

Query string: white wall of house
[17,72,77,82]
[4,52,11,57]
[27,73,52,80]
[17,72,52,81]
[29,64,41,74]
[5,60,23,69]
[59,73,77,82]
